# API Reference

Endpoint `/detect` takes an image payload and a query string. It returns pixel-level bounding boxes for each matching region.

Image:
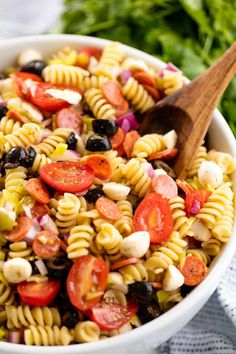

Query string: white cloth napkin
[0,1,236,353]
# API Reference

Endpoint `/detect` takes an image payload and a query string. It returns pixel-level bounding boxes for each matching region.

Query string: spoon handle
[173,41,236,178]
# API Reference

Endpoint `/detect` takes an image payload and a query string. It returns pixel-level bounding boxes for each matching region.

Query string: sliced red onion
[23,219,41,243]
[159,63,179,78]
[142,162,154,178]
[35,259,48,276]
[53,150,81,162]
[121,118,131,133]
[119,70,132,84]
[39,214,59,235]
[22,204,33,219]
[116,112,139,130]
[8,331,20,344]
[75,189,88,196]
[188,199,201,217]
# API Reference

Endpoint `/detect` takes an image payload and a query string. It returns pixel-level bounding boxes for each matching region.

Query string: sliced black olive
[92,119,118,137]
[21,60,46,77]
[26,146,37,167]
[151,160,176,179]
[85,188,105,203]
[55,292,74,314]
[128,282,155,304]
[46,255,72,280]
[66,132,78,151]
[180,285,192,297]
[138,301,161,324]
[0,105,8,119]
[5,147,28,167]
[61,310,79,329]
[85,134,111,152]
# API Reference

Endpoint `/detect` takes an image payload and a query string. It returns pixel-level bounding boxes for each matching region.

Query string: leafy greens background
[61,0,236,136]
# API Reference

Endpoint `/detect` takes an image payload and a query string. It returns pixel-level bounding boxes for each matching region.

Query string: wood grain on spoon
[140,41,236,179]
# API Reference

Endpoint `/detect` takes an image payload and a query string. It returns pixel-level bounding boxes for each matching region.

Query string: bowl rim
[0,34,236,353]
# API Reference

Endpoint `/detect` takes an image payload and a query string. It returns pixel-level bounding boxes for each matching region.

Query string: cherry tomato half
[32,230,60,259]
[54,108,83,134]
[185,190,211,217]
[133,192,173,244]
[88,301,138,331]
[25,178,50,204]
[67,255,108,311]
[17,279,60,307]
[4,216,32,242]
[11,72,42,99]
[40,162,95,193]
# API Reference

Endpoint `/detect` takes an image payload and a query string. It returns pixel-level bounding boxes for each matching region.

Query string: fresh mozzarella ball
[102,182,130,201]
[120,231,150,258]
[107,272,128,294]
[3,258,32,283]
[163,265,185,292]
[163,130,177,149]
[198,161,223,188]
[18,49,43,67]
[190,219,211,242]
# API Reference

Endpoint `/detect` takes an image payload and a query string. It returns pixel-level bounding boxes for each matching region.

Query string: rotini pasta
[156,69,185,95]
[84,88,116,120]
[123,158,151,197]
[169,196,195,237]
[6,305,61,329]
[42,64,89,88]
[132,133,165,158]
[122,77,155,113]
[38,128,72,157]
[114,200,133,236]
[74,321,100,343]
[24,325,73,346]
[0,115,22,135]
[67,223,94,259]
[55,193,81,234]
[207,149,236,174]
[211,200,234,242]
[5,166,27,197]
[119,262,149,284]
[47,47,78,66]
[188,144,207,177]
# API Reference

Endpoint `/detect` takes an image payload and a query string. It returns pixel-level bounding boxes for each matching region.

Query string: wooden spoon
[140,42,236,179]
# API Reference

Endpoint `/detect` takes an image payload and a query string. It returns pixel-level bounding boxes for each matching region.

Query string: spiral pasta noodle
[24,325,73,346]
[211,200,234,242]
[96,223,122,256]
[42,64,89,88]
[1,123,42,154]
[92,42,124,79]
[169,196,194,237]
[104,150,126,183]
[47,47,78,66]
[132,133,165,158]
[0,116,22,135]
[201,238,222,256]
[156,70,185,96]
[114,200,133,236]
[67,224,94,259]
[0,272,14,306]
[122,77,155,113]
[123,158,151,197]
[119,262,149,284]
[188,145,207,177]
[8,241,33,260]
[55,193,81,234]
[5,166,27,197]
[30,153,52,173]
[196,183,233,228]
[74,321,101,343]
[84,88,116,120]
[6,305,61,329]
[146,231,187,275]
[38,128,72,157]
[207,149,236,174]
[81,75,109,92]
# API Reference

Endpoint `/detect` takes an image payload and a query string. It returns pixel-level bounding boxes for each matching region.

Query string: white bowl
[0,34,236,354]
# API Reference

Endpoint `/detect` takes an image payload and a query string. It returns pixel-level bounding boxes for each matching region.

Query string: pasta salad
[0,42,235,346]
